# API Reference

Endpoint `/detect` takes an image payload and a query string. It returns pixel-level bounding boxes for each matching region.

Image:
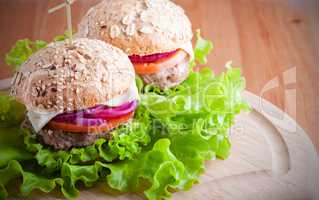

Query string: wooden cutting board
[4,90,319,200]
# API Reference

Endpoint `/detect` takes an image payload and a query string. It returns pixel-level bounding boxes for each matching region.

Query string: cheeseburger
[10,38,139,150]
[76,0,194,89]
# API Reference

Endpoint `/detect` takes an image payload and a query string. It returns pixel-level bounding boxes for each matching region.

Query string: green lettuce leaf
[106,139,185,199]
[5,33,68,70]
[141,66,248,158]
[0,160,63,199]
[0,95,26,127]
[190,29,214,67]
[5,40,47,70]
[0,146,32,168]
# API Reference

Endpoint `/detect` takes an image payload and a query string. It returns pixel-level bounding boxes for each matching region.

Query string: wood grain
[0,0,318,150]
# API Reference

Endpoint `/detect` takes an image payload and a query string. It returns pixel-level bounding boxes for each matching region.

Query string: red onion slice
[52,100,138,124]
[129,50,178,64]
[85,100,138,119]
[53,111,85,121]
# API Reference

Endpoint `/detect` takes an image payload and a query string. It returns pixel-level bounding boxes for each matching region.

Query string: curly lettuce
[0,31,249,200]
[0,107,153,199]
[0,95,25,127]
[190,29,214,67]
[5,33,68,70]
[5,39,47,70]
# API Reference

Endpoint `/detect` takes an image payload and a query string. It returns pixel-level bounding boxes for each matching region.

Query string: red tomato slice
[132,49,188,75]
[133,63,160,75]
[47,112,134,133]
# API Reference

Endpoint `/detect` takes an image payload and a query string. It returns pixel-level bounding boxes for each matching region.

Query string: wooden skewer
[48,0,79,44]
[48,3,67,14]
[65,0,73,44]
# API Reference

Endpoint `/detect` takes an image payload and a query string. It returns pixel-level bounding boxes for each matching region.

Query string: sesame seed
[67,106,73,111]
[65,59,71,65]
[122,14,135,25]
[125,24,136,36]
[110,25,121,39]
[140,11,148,22]
[139,26,153,34]
[102,76,108,82]
[79,56,86,64]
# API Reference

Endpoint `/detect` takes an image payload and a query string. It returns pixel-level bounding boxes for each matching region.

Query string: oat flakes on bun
[76,0,194,89]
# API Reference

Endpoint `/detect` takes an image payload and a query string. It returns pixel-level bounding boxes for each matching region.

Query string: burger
[10,38,139,150]
[76,0,194,89]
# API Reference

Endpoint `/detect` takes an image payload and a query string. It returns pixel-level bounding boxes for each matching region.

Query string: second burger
[76,0,194,89]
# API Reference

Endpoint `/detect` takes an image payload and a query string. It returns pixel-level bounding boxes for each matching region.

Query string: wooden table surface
[0,0,318,151]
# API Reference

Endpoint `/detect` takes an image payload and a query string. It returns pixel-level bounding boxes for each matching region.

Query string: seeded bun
[10,38,135,113]
[76,0,193,56]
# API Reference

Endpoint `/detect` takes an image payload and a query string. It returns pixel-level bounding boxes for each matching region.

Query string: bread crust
[76,0,193,56]
[10,38,135,113]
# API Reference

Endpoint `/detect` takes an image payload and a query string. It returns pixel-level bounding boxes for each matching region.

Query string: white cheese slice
[27,111,60,133]
[180,42,194,60]
[27,80,139,133]
[105,80,140,107]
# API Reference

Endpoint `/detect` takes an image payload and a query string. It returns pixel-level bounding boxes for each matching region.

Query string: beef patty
[141,58,189,89]
[22,118,118,150]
